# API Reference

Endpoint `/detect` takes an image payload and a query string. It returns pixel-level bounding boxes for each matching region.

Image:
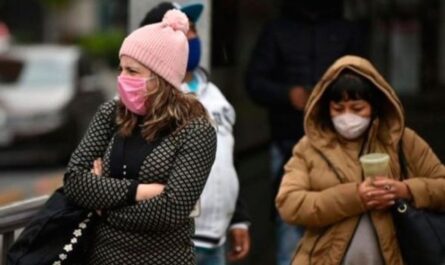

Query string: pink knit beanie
[119,9,189,89]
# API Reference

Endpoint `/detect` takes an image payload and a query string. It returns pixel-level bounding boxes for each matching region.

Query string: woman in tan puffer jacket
[275,55,445,265]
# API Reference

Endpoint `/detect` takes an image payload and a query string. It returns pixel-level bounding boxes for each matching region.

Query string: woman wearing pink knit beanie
[62,9,216,265]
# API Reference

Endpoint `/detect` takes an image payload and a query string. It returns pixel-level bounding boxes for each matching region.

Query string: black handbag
[391,143,445,265]
[7,188,97,265]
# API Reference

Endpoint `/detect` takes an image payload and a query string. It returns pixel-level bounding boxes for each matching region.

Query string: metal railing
[0,195,49,265]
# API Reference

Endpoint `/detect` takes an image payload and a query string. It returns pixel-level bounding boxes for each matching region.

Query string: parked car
[0,45,106,166]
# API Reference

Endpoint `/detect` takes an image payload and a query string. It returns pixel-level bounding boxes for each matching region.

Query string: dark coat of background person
[245,0,367,209]
[245,1,367,264]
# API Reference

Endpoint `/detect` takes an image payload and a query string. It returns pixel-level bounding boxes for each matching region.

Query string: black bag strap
[314,147,346,183]
[398,130,408,181]
[395,130,411,212]
[313,134,368,184]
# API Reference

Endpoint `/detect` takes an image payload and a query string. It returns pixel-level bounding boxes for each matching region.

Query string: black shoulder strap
[314,147,346,183]
[398,131,408,180]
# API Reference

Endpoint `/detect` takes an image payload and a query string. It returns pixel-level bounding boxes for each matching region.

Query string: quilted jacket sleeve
[106,120,217,232]
[276,139,366,228]
[64,100,136,210]
[402,128,445,210]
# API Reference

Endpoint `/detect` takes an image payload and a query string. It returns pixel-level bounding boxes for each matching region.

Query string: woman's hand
[91,158,103,176]
[372,177,413,201]
[135,183,166,202]
[358,177,396,210]
[90,158,103,215]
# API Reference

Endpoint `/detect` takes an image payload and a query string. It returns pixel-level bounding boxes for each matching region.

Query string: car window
[19,58,73,88]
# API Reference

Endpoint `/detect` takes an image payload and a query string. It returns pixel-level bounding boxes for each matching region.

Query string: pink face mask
[117,75,151,115]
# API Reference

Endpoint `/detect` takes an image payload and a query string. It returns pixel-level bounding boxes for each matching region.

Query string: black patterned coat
[64,100,217,264]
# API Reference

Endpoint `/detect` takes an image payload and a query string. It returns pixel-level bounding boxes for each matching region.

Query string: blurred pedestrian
[245,0,365,264]
[276,55,445,264]
[63,9,217,265]
[139,2,251,264]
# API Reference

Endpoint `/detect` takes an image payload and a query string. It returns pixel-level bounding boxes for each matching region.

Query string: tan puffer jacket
[275,55,445,265]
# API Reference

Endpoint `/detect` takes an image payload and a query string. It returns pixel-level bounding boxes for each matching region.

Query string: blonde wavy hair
[116,74,211,141]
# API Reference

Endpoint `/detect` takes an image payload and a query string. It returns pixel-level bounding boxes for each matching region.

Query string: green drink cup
[359,153,390,180]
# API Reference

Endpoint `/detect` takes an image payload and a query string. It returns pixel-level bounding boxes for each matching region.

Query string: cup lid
[359,153,389,163]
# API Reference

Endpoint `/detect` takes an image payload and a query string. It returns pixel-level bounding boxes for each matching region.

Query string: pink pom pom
[162,9,189,35]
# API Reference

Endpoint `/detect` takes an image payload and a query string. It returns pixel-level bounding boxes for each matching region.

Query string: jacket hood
[304,55,405,150]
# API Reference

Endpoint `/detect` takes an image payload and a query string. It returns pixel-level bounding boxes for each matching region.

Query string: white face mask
[332,113,371,140]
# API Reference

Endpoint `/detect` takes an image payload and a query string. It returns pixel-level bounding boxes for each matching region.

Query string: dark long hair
[318,70,385,129]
